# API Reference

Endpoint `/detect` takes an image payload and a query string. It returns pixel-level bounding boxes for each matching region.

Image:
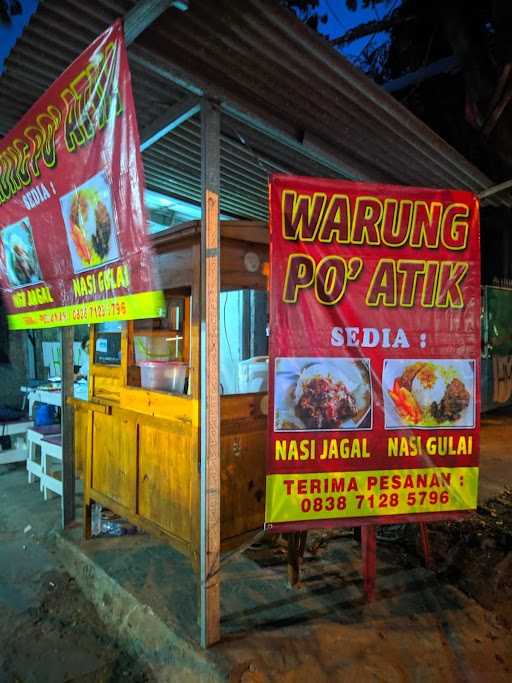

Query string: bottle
[91,503,102,536]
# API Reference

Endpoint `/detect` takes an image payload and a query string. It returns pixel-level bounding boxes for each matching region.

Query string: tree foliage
[0,0,22,26]
[280,0,328,32]
[344,0,512,181]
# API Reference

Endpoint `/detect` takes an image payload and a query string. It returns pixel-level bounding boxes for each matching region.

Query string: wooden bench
[40,434,63,499]
[26,425,61,486]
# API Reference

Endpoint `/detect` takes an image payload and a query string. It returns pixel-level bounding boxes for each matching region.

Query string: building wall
[0,331,27,410]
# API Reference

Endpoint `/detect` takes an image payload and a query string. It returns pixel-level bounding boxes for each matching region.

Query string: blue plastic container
[34,403,56,427]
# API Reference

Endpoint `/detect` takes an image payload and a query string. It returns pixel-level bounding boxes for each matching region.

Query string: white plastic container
[138,360,187,393]
[238,356,269,393]
[134,335,174,362]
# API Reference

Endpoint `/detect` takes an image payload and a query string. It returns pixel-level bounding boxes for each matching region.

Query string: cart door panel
[92,412,137,510]
[220,430,266,541]
[137,421,196,545]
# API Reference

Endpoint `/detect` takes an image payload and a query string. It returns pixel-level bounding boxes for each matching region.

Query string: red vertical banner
[0,21,164,329]
[266,175,480,531]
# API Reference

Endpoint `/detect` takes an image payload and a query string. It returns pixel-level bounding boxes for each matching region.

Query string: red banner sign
[266,175,480,531]
[0,21,163,330]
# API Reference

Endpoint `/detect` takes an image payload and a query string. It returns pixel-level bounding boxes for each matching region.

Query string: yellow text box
[7,290,165,330]
[265,467,479,525]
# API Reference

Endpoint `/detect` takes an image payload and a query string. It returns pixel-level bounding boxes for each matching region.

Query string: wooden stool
[26,425,61,486]
[40,434,63,500]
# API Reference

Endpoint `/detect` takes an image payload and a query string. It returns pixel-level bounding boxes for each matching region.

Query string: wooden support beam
[61,326,75,527]
[124,0,188,46]
[287,531,308,588]
[199,97,221,649]
[419,523,433,570]
[140,95,200,151]
[478,177,512,200]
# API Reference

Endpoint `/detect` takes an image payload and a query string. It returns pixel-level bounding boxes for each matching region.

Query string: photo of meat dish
[383,360,475,429]
[1,218,43,288]
[274,358,372,432]
[295,376,357,429]
[60,171,119,273]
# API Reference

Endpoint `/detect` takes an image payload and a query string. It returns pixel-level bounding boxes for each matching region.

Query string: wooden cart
[73,221,269,565]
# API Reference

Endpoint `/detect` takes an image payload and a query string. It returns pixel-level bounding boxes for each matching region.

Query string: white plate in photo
[274,357,372,431]
[382,359,475,429]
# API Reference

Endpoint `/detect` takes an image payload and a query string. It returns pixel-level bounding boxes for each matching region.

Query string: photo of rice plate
[60,170,120,273]
[274,357,372,432]
[383,359,475,429]
[1,218,43,288]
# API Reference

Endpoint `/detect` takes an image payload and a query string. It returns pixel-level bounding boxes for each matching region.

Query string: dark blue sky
[317,0,393,66]
[0,0,38,74]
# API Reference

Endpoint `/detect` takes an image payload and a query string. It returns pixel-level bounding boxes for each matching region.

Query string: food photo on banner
[0,20,164,330]
[266,175,481,531]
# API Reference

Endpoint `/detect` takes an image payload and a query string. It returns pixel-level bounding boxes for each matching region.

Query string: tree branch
[330,13,414,47]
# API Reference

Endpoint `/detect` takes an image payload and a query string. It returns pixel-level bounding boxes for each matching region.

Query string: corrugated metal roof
[0,0,508,217]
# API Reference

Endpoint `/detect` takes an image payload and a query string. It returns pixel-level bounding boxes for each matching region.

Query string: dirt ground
[0,406,512,682]
[479,407,512,501]
[0,463,153,683]
[422,488,512,630]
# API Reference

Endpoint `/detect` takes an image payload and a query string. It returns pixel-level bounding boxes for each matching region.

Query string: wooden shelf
[133,329,182,337]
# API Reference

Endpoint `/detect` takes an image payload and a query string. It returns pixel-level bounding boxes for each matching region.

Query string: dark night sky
[317,0,393,65]
[0,0,38,74]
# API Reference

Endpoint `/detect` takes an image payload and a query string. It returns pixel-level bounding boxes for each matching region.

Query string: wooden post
[287,531,308,587]
[61,325,75,527]
[361,525,377,602]
[419,523,433,569]
[199,97,221,648]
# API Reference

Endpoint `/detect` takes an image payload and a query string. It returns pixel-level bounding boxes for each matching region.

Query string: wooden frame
[75,221,269,560]
[71,150,270,646]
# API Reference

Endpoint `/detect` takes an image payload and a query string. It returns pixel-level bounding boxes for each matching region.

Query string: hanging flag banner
[0,21,164,330]
[266,175,481,531]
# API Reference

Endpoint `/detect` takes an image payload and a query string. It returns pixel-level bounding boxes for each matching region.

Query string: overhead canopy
[0,0,509,218]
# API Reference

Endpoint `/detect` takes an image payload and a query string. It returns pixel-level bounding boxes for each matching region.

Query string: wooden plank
[182,295,191,366]
[221,241,268,290]
[119,386,196,422]
[155,247,194,289]
[124,0,184,46]
[221,393,267,420]
[91,411,137,511]
[90,364,122,379]
[61,326,75,527]
[361,525,377,602]
[73,405,89,479]
[140,95,201,151]
[220,223,268,244]
[83,409,94,541]
[189,243,201,562]
[92,375,122,402]
[149,220,266,252]
[220,430,266,541]
[199,98,221,648]
[138,422,194,542]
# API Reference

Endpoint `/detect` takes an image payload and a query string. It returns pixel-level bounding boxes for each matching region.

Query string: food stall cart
[72,220,269,564]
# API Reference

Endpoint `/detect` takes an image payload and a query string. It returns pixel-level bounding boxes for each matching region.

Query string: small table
[0,420,33,465]
[21,383,88,417]
[21,386,61,418]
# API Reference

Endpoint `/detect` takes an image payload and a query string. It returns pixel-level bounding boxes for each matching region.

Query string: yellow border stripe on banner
[265,467,479,524]
[7,290,166,330]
